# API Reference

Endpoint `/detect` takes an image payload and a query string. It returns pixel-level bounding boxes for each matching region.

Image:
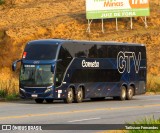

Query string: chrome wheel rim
[68,90,73,101]
[122,88,126,98]
[128,88,133,97]
[78,90,82,100]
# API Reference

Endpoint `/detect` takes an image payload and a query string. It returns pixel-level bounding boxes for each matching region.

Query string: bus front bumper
[19,87,54,99]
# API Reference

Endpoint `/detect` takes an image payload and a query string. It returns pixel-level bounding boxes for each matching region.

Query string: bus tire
[64,88,74,103]
[119,86,127,101]
[35,99,44,103]
[126,86,134,100]
[45,99,54,103]
[74,87,83,103]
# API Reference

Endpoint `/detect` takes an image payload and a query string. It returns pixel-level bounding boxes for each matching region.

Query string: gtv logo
[117,51,141,73]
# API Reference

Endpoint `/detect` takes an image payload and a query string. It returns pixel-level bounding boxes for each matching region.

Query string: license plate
[32,94,38,98]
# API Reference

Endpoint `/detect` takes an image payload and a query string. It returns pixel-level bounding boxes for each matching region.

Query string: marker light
[23,52,27,58]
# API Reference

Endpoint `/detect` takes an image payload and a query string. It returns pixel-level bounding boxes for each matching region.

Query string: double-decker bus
[12,39,147,103]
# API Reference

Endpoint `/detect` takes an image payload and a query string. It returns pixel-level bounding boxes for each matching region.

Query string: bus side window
[88,45,97,58]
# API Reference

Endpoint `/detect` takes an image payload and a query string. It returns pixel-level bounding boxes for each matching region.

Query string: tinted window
[63,43,88,58]
[88,45,97,58]
[108,45,123,58]
[55,46,72,87]
[139,70,146,80]
[63,42,146,59]
[63,43,99,58]
[97,45,108,58]
[128,46,146,60]
[70,69,121,83]
[75,51,87,57]
[24,44,58,60]
[58,46,72,59]
[136,46,146,59]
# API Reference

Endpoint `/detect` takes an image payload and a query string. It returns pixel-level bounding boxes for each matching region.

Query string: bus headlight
[45,87,52,93]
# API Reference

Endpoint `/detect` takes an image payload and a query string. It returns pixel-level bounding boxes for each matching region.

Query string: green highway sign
[86,0,150,19]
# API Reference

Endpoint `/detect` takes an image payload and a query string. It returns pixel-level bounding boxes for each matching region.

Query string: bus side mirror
[12,63,16,71]
[51,65,55,73]
[12,59,21,71]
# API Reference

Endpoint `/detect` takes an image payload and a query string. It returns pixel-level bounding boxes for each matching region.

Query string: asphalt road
[0,95,160,132]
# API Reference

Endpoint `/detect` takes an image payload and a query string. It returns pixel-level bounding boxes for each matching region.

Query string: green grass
[127,116,160,133]
[0,78,19,100]
[0,89,18,100]
[5,93,19,100]
[0,89,7,98]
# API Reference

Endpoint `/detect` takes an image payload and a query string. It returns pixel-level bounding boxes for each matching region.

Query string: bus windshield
[20,65,54,87]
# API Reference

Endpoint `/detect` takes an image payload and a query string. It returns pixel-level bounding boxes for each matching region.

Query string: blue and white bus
[12,39,147,103]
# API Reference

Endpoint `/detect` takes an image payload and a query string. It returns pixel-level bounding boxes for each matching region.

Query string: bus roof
[27,39,145,47]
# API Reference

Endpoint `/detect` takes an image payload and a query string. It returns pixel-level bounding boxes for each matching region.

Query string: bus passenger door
[55,62,65,87]
[55,46,72,87]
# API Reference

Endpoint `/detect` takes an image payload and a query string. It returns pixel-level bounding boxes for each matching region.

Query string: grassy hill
[0,0,160,94]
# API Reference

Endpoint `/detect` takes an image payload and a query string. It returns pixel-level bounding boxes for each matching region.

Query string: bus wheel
[74,87,83,103]
[35,99,44,103]
[119,86,127,101]
[64,88,74,103]
[45,99,54,103]
[126,86,134,100]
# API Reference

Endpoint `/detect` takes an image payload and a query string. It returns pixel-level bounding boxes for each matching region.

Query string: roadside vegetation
[0,84,18,100]
[0,68,19,100]
[0,0,4,5]
[147,74,160,93]
[127,116,160,133]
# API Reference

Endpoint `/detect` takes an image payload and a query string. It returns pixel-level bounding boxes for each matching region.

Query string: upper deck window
[24,44,58,60]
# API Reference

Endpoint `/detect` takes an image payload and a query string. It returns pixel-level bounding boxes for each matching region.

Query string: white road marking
[68,117,101,123]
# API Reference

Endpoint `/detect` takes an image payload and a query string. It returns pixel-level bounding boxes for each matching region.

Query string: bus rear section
[12,39,147,103]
